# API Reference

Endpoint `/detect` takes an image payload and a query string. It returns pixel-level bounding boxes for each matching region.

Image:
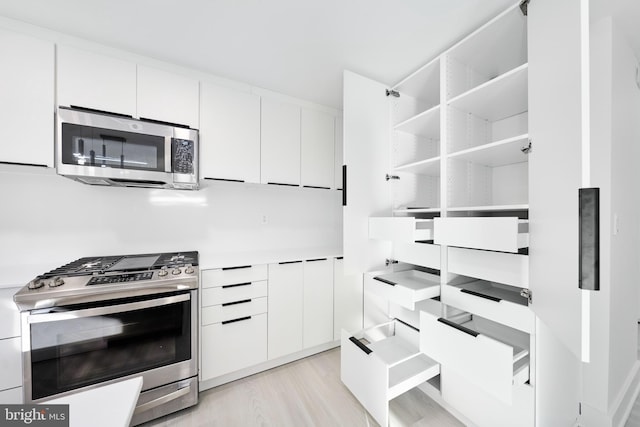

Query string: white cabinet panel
[0,337,22,390]
[0,29,53,167]
[434,217,528,253]
[201,313,267,380]
[57,45,136,116]
[137,65,199,128]
[333,258,362,340]
[260,98,301,185]
[201,297,268,326]
[303,259,333,348]
[394,242,440,270]
[448,246,528,288]
[368,270,440,311]
[0,287,21,339]
[199,84,260,182]
[301,109,334,188]
[0,387,22,404]
[267,262,303,359]
[335,115,344,190]
[201,281,267,306]
[201,265,267,288]
[369,217,434,243]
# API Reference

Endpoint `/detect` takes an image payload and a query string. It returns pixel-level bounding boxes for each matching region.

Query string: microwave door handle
[165,136,173,172]
[27,293,190,324]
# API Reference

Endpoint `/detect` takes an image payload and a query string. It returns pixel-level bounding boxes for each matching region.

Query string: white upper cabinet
[57,45,136,116]
[137,65,199,128]
[335,115,344,190]
[0,29,54,167]
[301,109,335,189]
[260,98,301,186]
[199,83,261,183]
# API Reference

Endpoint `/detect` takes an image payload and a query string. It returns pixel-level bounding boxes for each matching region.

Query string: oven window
[30,298,190,400]
[61,123,165,172]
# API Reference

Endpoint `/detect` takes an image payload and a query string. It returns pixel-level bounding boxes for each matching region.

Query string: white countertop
[200,247,343,270]
[44,377,142,427]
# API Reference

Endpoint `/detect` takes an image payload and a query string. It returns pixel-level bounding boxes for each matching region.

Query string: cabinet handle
[267,182,298,187]
[222,316,252,325]
[278,260,302,265]
[222,282,252,289]
[579,187,600,291]
[437,318,479,337]
[305,258,327,262]
[204,177,245,183]
[460,289,502,302]
[0,161,48,168]
[348,336,372,355]
[222,299,252,307]
[336,256,343,260]
[342,165,347,206]
[222,265,252,271]
[373,277,396,286]
[303,185,331,190]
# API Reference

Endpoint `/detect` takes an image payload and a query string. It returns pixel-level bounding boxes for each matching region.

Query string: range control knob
[158,266,169,277]
[49,277,65,287]
[28,280,44,290]
[184,264,195,275]
[171,268,182,275]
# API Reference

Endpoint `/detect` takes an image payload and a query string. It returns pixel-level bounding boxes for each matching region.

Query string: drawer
[448,246,528,288]
[369,217,433,242]
[0,337,21,390]
[341,320,439,427]
[202,281,267,306]
[434,217,528,253]
[394,242,440,269]
[367,270,440,310]
[202,297,268,326]
[201,313,267,381]
[420,308,530,404]
[201,265,268,288]
[442,281,533,333]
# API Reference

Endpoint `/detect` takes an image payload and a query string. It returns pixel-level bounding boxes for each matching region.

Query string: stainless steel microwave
[56,107,199,190]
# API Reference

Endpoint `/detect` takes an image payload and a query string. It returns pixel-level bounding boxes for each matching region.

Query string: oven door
[22,291,197,402]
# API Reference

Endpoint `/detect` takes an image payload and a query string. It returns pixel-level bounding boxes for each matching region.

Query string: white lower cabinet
[268,262,304,359]
[333,257,363,340]
[341,320,439,427]
[303,259,334,349]
[0,337,22,392]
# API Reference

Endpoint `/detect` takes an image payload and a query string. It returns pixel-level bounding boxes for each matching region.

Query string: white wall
[0,164,342,287]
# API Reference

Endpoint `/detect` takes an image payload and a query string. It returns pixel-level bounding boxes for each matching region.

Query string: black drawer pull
[222,265,252,271]
[349,336,372,355]
[306,258,327,262]
[222,299,252,307]
[303,185,331,190]
[268,182,298,187]
[279,260,302,265]
[460,289,502,302]
[222,282,252,289]
[336,256,343,260]
[204,177,245,183]
[396,317,419,332]
[373,277,396,286]
[222,316,251,325]
[437,318,479,337]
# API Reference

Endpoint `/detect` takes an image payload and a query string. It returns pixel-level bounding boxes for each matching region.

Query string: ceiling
[0,0,516,109]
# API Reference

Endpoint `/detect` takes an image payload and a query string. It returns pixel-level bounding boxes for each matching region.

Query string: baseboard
[199,340,339,391]
[613,360,640,427]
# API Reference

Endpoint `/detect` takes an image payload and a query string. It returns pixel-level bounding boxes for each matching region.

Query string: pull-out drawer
[202,280,267,306]
[368,270,440,310]
[442,281,533,333]
[369,217,434,242]
[341,320,439,427]
[201,313,267,380]
[201,265,268,288]
[434,217,528,253]
[448,246,528,288]
[394,242,441,270]
[420,309,530,404]
[202,297,268,326]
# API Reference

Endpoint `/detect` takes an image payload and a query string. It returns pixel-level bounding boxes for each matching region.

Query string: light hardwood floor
[144,348,463,427]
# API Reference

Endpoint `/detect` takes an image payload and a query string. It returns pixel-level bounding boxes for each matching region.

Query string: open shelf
[394,156,440,176]
[388,353,439,400]
[394,105,440,140]
[370,269,440,310]
[448,134,529,167]
[448,64,528,122]
[393,57,440,106]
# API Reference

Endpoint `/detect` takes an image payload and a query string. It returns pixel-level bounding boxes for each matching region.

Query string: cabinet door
[137,65,199,128]
[199,84,260,183]
[335,116,344,190]
[0,337,21,391]
[0,29,54,167]
[260,98,301,185]
[303,259,334,348]
[333,258,363,340]
[343,71,393,274]
[268,262,303,359]
[301,108,335,189]
[57,45,136,116]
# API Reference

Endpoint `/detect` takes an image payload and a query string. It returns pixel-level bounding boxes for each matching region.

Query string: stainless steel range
[13,251,199,426]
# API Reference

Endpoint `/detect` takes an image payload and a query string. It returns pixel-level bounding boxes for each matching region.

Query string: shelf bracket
[521,140,532,154]
[385,89,400,98]
[520,288,532,304]
[385,258,398,267]
[519,0,530,16]
[385,174,400,181]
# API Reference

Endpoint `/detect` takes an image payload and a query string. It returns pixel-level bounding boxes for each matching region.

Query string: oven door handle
[134,384,191,415]
[28,293,191,323]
